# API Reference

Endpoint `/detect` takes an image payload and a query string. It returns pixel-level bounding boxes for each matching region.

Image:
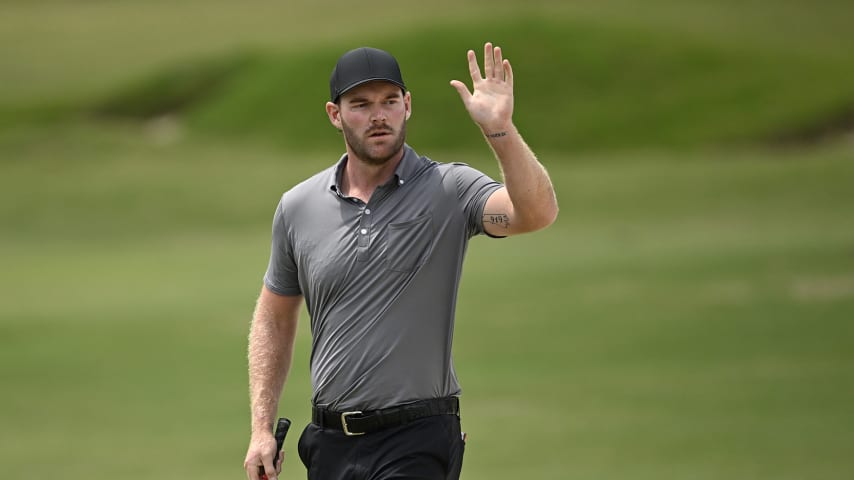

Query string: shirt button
[365,208,371,215]
[398,179,405,185]
[360,228,368,235]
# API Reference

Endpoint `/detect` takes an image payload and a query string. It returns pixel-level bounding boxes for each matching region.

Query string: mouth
[368,130,393,138]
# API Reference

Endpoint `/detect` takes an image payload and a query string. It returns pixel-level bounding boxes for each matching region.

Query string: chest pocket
[384,213,434,273]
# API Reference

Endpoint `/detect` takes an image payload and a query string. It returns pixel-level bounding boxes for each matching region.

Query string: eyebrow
[346,92,402,104]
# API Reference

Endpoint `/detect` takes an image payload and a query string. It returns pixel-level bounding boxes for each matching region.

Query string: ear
[326,101,342,130]
[404,91,412,121]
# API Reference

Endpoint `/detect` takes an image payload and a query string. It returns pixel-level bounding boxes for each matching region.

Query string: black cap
[329,47,406,103]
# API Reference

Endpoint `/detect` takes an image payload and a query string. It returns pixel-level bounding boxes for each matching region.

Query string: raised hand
[450,42,514,135]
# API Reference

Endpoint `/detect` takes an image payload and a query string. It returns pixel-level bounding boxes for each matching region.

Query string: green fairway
[2,1,854,479]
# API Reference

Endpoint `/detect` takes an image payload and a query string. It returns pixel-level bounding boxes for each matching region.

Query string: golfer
[244,43,558,480]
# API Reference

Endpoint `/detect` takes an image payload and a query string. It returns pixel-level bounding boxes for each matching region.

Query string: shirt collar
[328,144,419,195]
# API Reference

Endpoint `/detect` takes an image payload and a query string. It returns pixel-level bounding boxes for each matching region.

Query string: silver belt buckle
[340,411,365,436]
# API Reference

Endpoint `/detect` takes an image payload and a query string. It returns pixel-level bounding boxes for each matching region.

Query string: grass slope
[76,18,854,152]
[3,0,854,107]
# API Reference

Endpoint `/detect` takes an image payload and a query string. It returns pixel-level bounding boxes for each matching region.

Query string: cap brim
[335,78,406,102]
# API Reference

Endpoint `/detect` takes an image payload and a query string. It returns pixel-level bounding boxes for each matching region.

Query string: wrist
[251,426,275,440]
[480,122,515,139]
[251,415,276,436]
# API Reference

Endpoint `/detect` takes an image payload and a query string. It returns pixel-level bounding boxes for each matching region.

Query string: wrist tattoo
[485,131,508,138]
[484,212,510,229]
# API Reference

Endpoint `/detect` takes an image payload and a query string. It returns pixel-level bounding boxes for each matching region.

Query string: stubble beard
[341,119,407,166]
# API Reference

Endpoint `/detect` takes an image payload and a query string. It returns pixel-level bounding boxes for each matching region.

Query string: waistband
[312,396,460,436]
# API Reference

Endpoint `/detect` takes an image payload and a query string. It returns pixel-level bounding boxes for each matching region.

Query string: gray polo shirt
[264,145,502,411]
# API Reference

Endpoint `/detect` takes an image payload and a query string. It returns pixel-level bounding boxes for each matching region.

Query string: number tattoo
[483,212,510,229]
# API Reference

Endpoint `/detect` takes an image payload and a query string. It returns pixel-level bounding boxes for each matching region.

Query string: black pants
[297,414,465,480]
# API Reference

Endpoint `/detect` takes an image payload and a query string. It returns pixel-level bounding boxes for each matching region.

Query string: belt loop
[312,406,325,428]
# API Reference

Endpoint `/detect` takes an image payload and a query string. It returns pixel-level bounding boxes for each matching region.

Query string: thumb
[449,80,472,104]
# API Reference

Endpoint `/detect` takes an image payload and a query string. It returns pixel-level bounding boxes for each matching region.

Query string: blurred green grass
[7,6,854,151]
[81,19,854,152]
[2,1,854,479]
[3,0,853,108]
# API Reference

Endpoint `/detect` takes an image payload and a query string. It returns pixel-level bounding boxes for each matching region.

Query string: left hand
[450,42,514,134]
[244,432,283,480]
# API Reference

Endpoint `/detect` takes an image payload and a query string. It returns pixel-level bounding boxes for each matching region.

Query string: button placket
[357,205,372,248]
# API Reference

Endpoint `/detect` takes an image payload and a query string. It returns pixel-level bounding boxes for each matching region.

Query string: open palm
[450,43,515,133]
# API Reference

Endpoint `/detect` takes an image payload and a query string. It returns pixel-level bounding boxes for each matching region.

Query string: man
[243,43,558,480]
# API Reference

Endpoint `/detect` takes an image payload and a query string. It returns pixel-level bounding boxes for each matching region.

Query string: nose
[369,105,387,123]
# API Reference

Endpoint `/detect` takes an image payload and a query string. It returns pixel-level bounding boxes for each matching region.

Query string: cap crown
[330,47,406,102]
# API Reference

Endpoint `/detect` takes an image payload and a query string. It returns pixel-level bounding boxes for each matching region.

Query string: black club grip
[272,418,291,466]
[259,417,291,479]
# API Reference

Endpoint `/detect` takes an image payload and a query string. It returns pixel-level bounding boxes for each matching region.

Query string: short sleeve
[263,199,302,295]
[446,163,504,238]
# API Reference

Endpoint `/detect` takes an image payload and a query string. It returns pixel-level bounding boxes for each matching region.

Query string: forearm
[484,123,558,229]
[248,295,298,435]
[450,43,558,234]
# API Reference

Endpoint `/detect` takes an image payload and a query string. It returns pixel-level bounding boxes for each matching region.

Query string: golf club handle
[259,417,291,479]
[272,417,291,465]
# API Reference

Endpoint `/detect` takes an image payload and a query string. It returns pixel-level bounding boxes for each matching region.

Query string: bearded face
[332,81,410,166]
[340,115,407,166]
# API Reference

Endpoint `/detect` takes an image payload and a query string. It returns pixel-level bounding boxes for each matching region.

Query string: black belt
[312,396,460,436]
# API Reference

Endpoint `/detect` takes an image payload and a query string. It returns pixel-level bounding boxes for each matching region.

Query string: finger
[465,49,481,83]
[244,453,262,480]
[449,80,472,104]
[259,447,277,480]
[276,450,284,474]
[262,457,277,480]
[504,59,513,88]
[483,42,494,79]
[245,460,261,480]
[493,46,504,80]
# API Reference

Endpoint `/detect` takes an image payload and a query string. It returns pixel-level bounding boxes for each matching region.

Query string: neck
[341,148,405,202]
